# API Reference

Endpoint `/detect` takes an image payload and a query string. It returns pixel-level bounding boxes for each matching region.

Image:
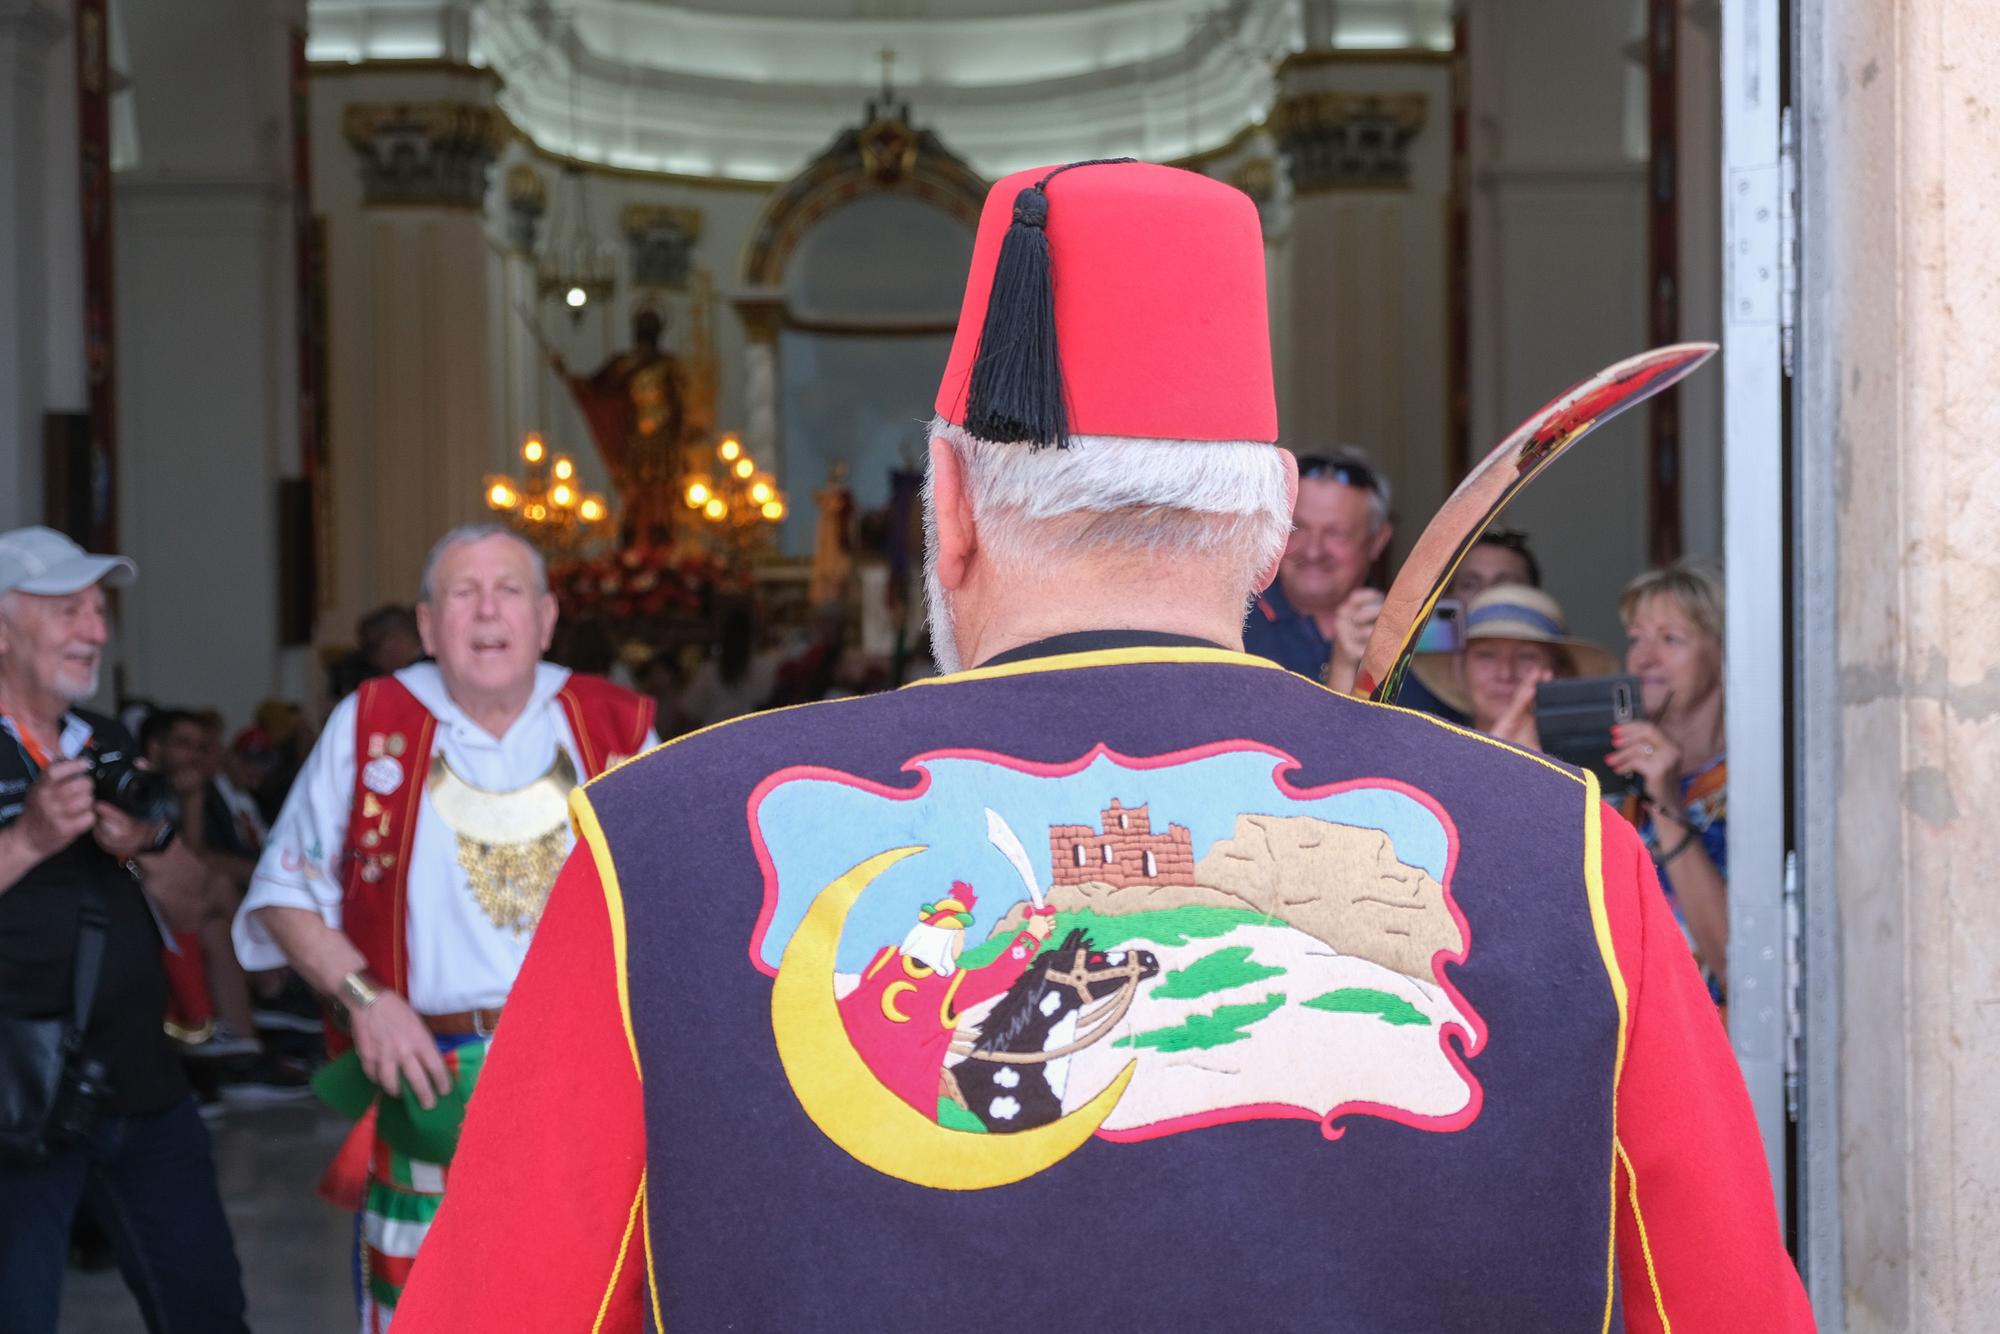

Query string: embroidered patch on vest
[750,742,1486,1191]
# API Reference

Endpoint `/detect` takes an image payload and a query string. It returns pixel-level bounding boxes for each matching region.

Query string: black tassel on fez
[962,158,1134,450]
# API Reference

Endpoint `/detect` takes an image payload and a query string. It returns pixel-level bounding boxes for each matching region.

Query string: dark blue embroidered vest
[582,649,1625,1331]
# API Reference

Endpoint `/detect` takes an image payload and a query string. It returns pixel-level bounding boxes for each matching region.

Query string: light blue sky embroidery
[752,745,1449,974]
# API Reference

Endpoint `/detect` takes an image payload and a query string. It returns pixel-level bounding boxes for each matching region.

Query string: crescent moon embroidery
[770,846,1135,1191]
[879,981,915,1024]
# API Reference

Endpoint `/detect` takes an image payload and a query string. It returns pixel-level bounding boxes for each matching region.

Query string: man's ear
[537,592,559,653]
[1368,516,1395,564]
[928,434,976,593]
[1255,448,1301,593]
[416,601,437,659]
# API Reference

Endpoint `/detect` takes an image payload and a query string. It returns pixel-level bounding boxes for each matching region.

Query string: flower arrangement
[549,542,748,630]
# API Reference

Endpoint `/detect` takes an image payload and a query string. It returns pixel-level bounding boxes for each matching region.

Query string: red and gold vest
[333,672,651,1047]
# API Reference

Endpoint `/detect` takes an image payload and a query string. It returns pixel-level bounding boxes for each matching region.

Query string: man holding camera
[0,526,247,1334]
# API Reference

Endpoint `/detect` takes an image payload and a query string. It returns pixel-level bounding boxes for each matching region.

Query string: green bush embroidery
[1150,945,1287,1000]
[1117,993,1288,1052]
[1301,988,1430,1027]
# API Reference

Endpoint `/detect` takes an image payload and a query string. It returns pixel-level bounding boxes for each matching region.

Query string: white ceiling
[307,0,1456,181]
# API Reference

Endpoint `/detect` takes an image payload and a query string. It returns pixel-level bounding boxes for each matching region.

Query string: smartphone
[1535,674,1642,792]
[1414,599,1465,654]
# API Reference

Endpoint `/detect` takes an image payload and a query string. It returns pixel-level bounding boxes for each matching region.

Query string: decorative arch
[740,95,986,290]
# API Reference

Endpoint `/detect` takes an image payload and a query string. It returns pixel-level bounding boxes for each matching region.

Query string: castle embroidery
[1049,799,1195,888]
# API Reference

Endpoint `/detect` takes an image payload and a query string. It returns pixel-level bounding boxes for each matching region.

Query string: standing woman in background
[1608,561,1730,1000]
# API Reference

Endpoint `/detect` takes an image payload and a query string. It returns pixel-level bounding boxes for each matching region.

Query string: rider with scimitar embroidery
[399,165,1812,1334]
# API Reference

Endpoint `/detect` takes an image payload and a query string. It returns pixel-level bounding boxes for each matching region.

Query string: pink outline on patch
[745,740,1485,1145]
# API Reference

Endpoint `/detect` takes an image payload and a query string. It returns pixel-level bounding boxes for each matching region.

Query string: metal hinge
[1779,106,1799,378]
[1783,848,1802,1120]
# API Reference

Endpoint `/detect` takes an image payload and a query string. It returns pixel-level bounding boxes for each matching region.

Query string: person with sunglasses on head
[1243,448,1394,691]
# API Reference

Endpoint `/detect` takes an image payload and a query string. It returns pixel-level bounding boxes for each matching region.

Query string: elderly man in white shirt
[233,523,655,1330]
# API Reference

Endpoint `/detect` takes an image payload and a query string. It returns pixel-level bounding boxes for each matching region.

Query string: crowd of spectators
[1239,452,1733,1003]
[0,461,1737,1327]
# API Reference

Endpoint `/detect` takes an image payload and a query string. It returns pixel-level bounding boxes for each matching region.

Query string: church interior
[6,0,1996,1329]
[6,0,1719,714]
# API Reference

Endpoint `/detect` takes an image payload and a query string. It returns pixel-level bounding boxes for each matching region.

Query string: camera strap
[68,880,112,1054]
[0,711,92,774]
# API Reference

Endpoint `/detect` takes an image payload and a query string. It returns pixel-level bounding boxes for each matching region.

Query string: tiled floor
[57,1102,360,1334]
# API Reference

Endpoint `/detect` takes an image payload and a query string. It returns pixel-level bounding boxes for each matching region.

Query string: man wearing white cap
[0,526,248,1333]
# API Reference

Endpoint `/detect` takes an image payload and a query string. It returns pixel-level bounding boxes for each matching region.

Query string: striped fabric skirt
[355,1035,488,1332]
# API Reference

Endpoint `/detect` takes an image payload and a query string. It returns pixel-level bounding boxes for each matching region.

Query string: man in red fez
[399,162,1812,1334]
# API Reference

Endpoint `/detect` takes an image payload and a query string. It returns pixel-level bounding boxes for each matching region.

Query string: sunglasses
[1296,456,1383,497]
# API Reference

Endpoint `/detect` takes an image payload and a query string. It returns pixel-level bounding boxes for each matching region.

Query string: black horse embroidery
[952,928,1158,1133]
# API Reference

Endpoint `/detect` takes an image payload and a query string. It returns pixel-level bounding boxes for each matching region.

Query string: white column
[313,68,503,635]
[1805,0,2000,1326]
[0,0,66,531]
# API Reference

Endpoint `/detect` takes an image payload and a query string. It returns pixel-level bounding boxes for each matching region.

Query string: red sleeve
[396,841,649,1332]
[950,931,1043,1010]
[1602,812,1815,1332]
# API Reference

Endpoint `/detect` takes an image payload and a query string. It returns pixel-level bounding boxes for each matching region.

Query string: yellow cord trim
[1583,779,1634,1332]
[569,788,641,1082]
[907,644,1287,686]
[590,645,1582,796]
[1583,780,1631,1087]
[1315,680,1590,786]
[1616,1138,1673,1332]
[591,1178,647,1334]
[642,1174,664,1330]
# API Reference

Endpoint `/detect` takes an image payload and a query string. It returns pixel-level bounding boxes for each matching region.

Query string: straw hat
[1461,585,1619,678]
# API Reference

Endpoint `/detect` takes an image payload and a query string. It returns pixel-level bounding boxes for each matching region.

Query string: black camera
[82,742,178,826]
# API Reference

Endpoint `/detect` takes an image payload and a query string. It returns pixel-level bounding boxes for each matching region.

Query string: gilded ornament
[425,750,580,936]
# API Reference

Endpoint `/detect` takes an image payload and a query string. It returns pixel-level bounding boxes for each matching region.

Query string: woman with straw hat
[1456,585,1617,749]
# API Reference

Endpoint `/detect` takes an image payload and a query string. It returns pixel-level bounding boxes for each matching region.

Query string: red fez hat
[935,160,1278,449]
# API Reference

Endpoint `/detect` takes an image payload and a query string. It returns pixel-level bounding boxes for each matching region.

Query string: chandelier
[537,165,616,318]
[536,21,616,319]
[485,432,613,555]
[682,433,787,556]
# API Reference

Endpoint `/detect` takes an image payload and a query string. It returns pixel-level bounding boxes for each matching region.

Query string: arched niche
[769,194,971,553]
[733,104,982,556]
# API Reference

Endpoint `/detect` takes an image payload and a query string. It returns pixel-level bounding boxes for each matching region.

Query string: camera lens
[86,752,179,825]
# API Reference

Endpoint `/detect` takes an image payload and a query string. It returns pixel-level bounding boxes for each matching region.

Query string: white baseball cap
[0,526,137,597]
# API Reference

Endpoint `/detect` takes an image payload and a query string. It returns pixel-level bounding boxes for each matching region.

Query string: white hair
[418,523,548,605]
[926,416,1292,585]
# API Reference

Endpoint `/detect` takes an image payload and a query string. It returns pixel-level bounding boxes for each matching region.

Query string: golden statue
[549,279,718,545]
